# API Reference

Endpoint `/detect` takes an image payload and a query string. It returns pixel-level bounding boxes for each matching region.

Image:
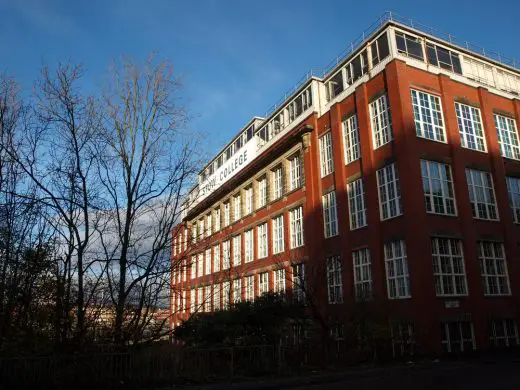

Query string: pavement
[162,356,520,390]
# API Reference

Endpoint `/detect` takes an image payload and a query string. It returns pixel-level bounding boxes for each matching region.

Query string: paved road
[287,360,520,390]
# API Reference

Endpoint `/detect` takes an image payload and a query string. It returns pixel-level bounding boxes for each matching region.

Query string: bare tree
[97,57,199,346]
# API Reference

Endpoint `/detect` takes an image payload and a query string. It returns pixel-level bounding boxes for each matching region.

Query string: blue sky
[2,0,519,159]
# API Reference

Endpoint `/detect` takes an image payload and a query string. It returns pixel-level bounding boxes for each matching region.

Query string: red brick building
[170,12,520,355]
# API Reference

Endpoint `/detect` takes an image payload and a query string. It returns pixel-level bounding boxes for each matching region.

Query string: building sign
[189,137,259,211]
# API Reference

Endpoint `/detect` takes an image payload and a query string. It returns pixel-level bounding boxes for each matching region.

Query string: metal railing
[262,11,519,121]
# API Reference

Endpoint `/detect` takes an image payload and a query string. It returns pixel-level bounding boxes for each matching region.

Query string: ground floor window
[489,319,519,348]
[391,321,415,358]
[441,321,475,353]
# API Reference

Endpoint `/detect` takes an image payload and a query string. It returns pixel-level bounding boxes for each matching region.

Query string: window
[478,242,510,296]
[490,319,519,348]
[465,169,498,220]
[223,201,231,226]
[214,284,221,311]
[213,244,220,272]
[347,178,367,230]
[206,214,212,237]
[232,235,241,266]
[204,286,211,312]
[426,42,462,74]
[245,186,253,215]
[198,219,204,240]
[197,288,203,312]
[289,206,304,248]
[327,256,343,304]
[257,176,268,209]
[257,223,268,259]
[421,160,456,216]
[274,269,286,294]
[342,114,360,163]
[214,208,221,232]
[322,191,338,238]
[183,229,187,250]
[319,132,334,177]
[327,71,344,101]
[494,114,520,160]
[432,238,467,296]
[197,253,203,278]
[205,248,211,275]
[190,255,196,279]
[233,278,241,304]
[391,322,415,359]
[353,248,372,300]
[395,31,424,60]
[222,281,230,309]
[370,94,393,149]
[411,89,446,142]
[244,229,254,263]
[245,275,254,302]
[385,241,410,299]
[464,57,495,87]
[292,263,305,303]
[223,240,230,270]
[191,225,197,244]
[272,215,285,254]
[190,289,195,313]
[346,50,369,84]
[455,103,486,152]
[441,321,475,353]
[289,154,302,190]
[272,166,283,199]
[258,272,269,296]
[371,32,390,67]
[506,176,520,223]
[376,163,402,220]
[233,194,241,222]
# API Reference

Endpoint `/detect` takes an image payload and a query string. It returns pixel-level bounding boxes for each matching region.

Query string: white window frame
[197,253,203,278]
[327,256,343,304]
[272,215,285,255]
[274,269,286,294]
[213,244,220,273]
[347,178,367,230]
[289,206,304,249]
[204,285,211,312]
[257,223,268,259]
[432,238,468,296]
[342,114,360,163]
[258,272,269,296]
[258,176,268,209]
[465,168,499,220]
[214,208,221,232]
[370,94,393,149]
[223,240,231,270]
[289,153,302,191]
[190,289,196,313]
[478,241,511,296]
[233,194,241,222]
[272,166,283,200]
[506,176,520,223]
[490,319,519,348]
[384,240,411,299]
[411,89,446,143]
[233,278,242,304]
[245,275,255,302]
[319,132,334,177]
[245,186,253,215]
[455,102,487,152]
[494,114,520,160]
[206,213,212,237]
[441,321,475,353]
[190,255,196,280]
[244,229,254,263]
[222,281,230,309]
[232,235,241,267]
[322,191,338,238]
[353,248,372,300]
[213,284,221,311]
[421,159,457,216]
[224,201,231,227]
[205,248,211,275]
[197,287,203,311]
[292,263,305,303]
[376,163,402,220]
